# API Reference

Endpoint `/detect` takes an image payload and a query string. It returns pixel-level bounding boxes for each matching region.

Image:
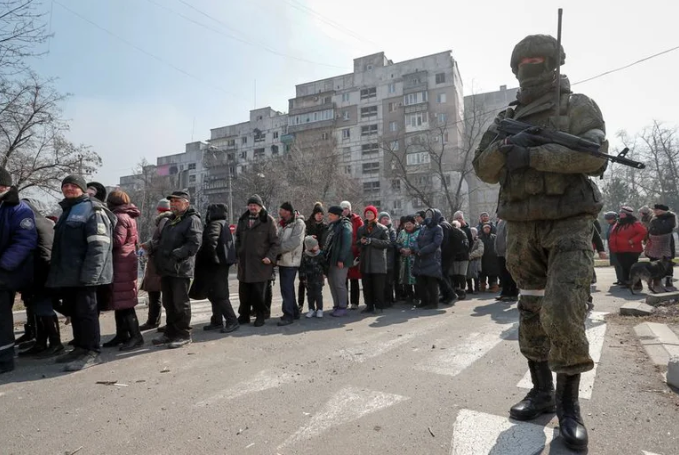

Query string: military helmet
[510,34,566,74]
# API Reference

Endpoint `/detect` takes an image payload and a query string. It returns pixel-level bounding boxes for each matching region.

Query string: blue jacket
[0,188,37,290]
[412,209,443,278]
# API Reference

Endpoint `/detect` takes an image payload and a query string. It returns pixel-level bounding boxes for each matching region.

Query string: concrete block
[635,322,679,366]
[646,291,679,305]
[668,356,679,389]
[620,302,655,316]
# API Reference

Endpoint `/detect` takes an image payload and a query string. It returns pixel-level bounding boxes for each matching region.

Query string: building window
[254,148,265,159]
[342,110,350,121]
[435,73,446,84]
[406,152,431,165]
[414,175,431,186]
[437,113,447,124]
[366,200,381,207]
[406,111,428,127]
[390,140,400,151]
[363,181,381,192]
[361,143,379,155]
[342,128,351,140]
[361,106,378,118]
[360,87,377,100]
[241,165,247,173]
[271,145,279,155]
[227,152,235,162]
[437,93,447,104]
[273,131,279,139]
[362,162,380,174]
[229,166,236,176]
[188,174,196,183]
[361,124,378,136]
[389,121,398,132]
[257,115,263,120]
[321,132,330,140]
[391,179,401,191]
[342,93,350,102]
[345,165,351,174]
[388,102,399,112]
[188,163,196,170]
[242,137,248,144]
[226,139,236,147]
[393,199,402,209]
[388,83,396,94]
[324,96,331,104]
[412,197,425,207]
[404,91,428,106]
[240,151,247,159]
[288,109,335,126]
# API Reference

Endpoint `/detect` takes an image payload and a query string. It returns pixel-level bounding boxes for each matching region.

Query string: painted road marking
[279,387,409,448]
[517,312,607,400]
[451,409,558,455]
[194,369,298,407]
[416,323,518,377]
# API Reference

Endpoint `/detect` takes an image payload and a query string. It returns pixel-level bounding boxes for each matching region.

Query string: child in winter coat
[300,236,325,318]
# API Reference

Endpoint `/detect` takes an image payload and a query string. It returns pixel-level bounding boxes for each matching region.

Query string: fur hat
[340,200,352,211]
[654,203,669,211]
[62,175,87,193]
[86,181,107,202]
[247,194,264,207]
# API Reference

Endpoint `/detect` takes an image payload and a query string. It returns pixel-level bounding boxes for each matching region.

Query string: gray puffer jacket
[356,221,390,274]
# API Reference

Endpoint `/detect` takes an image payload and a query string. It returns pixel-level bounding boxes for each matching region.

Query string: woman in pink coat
[103,190,144,351]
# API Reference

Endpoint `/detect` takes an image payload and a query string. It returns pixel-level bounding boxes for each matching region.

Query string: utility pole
[77,154,83,175]
[228,169,234,225]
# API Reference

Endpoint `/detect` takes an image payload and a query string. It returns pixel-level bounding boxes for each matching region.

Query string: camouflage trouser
[506,216,595,375]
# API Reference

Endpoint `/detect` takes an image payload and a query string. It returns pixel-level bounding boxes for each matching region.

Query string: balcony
[404,102,429,114]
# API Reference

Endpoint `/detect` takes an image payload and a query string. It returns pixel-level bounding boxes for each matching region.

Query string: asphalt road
[2,268,678,455]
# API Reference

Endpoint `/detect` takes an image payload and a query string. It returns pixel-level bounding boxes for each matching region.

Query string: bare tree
[0,0,50,76]
[0,74,101,194]
[124,159,175,240]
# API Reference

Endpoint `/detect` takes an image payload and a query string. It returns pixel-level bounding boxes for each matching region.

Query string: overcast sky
[34,0,679,186]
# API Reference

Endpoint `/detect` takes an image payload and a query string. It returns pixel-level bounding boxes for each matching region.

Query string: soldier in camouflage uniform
[473,35,608,451]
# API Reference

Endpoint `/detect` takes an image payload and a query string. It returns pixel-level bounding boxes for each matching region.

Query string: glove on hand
[500,144,531,172]
[505,128,549,148]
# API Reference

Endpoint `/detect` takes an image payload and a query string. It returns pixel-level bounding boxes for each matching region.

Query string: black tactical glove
[505,128,549,148]
[500,144,531,172]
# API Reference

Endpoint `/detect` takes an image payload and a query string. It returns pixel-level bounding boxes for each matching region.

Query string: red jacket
[347,212,364,280]
[608,221,647,254]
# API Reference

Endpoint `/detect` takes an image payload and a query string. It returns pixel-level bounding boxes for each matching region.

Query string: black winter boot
[120,310,144,351]
[103,311,130,348]
[37,315,64,358]
[15,306,36,346]
[18,316,47,356]
[510,360,555,421]
[139,292,162,331]
[556,373,588,451]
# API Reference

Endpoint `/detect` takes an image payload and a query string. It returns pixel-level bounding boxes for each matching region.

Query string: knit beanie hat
[328,206,343,216]
[639,205,651,215]
[247,194,264,207]
[620,206,634,216]
[0,166,12,187]
[364,205,378,219]
[304,235,319,250]
[603,211,617,221]
[61,174,87,193]
[378,211,391,223]
[340,200,352,211]
[311,202,325,216]
[280,201,294,213]
[86,181,107,202]
[156,198,171,212]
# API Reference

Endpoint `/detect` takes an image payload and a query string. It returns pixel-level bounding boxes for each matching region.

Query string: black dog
[629,257,673,294]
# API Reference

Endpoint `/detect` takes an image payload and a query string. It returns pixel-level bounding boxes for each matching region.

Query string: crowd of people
[1,167,519,374]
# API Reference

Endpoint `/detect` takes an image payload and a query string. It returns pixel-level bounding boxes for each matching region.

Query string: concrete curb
[634,322,679,367]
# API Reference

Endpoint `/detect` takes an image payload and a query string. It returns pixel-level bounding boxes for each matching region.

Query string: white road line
[642,451,663,455]
[338,318,450,363]
[194,369,299,407]
[279,387,409,449]
[517,312,607,400]
[415,323,518,377]
[451,409,557,455]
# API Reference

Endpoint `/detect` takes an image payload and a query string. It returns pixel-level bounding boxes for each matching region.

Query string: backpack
[217,220,237,266]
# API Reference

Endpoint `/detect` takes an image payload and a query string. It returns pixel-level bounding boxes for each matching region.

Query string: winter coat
[645,211,676,259]
[306,219,328,249]
[412,213,443,278]
[110,204,140,310]
[0,188,37,291]
[299,250,325,287]
[449,226,471,261]
[47,195,115,289]
[609,220,647,254]
[153,207,203,278]
[459,222,474,255]
[467,237,485,279]
[277,216,305,268]
[477,221,497,235]
[235,208,280,283]
[397,227,420,285]
[190,204,231,300]
[140,212,172,292]
[323,217,353,268]
[347,213,364,280]
[21,199,53,289]
[495,220,508,257]
[480,232,501,276]
[382,223,397,271]
[356,221,390,275]
[439,218,455,265]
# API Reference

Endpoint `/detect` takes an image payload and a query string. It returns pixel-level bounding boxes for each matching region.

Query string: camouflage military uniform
[473,49,608,376]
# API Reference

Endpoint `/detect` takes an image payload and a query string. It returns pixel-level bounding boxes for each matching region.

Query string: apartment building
[463,85,519,223]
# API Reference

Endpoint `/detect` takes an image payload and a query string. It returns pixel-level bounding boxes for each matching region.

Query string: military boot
[509,360,555,421]
[556,373,588,451]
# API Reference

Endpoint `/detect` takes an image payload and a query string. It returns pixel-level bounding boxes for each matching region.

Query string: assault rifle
[497,118,646,169]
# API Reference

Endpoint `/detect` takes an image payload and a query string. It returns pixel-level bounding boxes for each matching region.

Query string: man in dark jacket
[47,174,114,371]
[150,190,202,348]
[378,212,398,307]
[0,167,38,374]
[193,203,239,334]
[477,212,497,234]
[236,194,280,327]
[449,220,471,300]
[413,208,443,309]
[437,213,458,305]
